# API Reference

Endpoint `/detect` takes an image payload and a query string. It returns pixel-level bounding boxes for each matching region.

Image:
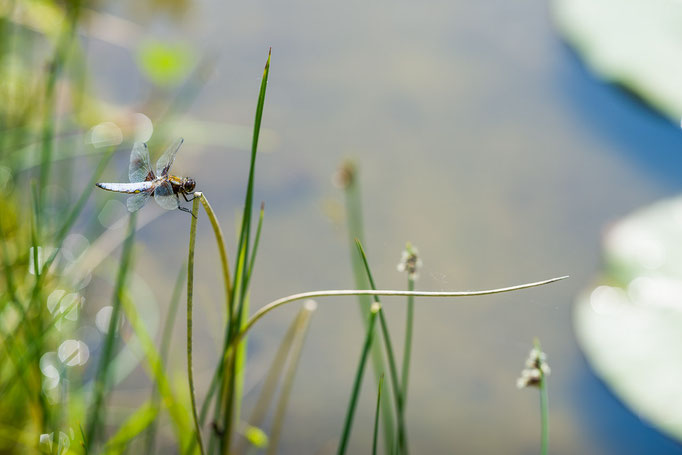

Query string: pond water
[88,0,682,452]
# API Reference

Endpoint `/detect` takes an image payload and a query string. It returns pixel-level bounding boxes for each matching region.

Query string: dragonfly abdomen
[96,181,155,194]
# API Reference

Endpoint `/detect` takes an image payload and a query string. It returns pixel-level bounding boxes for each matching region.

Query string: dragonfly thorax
[168,175,196,194]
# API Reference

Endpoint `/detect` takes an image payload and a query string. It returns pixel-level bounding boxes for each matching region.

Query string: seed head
[397,243,423,280]
[516,341,550,389]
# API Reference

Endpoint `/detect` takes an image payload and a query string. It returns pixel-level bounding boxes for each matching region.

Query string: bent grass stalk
[197,192,232,315]
[239,276,568,348]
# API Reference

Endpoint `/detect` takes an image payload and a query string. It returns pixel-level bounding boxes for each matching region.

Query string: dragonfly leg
[181,192,198,203]
[178,205,197,219]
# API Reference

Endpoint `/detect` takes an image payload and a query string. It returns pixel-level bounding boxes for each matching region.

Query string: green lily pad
[575,196,682,442]
[552,0,682,120]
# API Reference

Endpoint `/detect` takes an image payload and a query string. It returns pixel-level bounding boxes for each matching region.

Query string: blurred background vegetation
[3,0,682,453]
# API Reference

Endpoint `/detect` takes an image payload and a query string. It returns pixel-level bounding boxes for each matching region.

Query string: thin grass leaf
[79,423,88,455]
[221,48,271,453]
[373,374,384,455]
[144,263,186,455]
[31,145,117,299]
[86,212,137,450]
[185,197,205,455]
[102,401,159,455]
[266,301,316,455]
[338,302,381,455]
[119,292,194,451]
[340,160,395,452]
[354,240,408,454]
[232,292,250,440]
[246,202,265,283]
[38,6,78,216]
[0,220,20,310]
[0,300,81,397]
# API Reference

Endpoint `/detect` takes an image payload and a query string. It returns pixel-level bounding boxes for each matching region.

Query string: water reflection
[78,0,682,452]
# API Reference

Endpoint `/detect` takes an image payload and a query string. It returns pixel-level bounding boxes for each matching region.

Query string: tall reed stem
[338,302,381,455]
[401,277,415,405]
[186,197,205,454]
[536,339,549,455]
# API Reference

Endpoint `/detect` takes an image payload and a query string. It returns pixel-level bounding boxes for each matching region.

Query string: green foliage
[0,5,567,452]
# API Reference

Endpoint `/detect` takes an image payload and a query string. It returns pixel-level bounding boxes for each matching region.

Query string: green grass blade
[337,302,381,455]
[102,401,159,454]
[354,240,408,454]
[79,424,88,455]
[0,300,81,397]
[233,47,271,322]
[246,202,265,283]
[185,197,205,455]
[222,48,271,453]
[144,263,185,454]
[373,374,384,455]
[38,6,78,216]
[266,301,316,455]
[119,292,194,451]
[86,212,137,449]
[33,145,117,292]
[401,277,415,406]
[340,160,395,452]
[233,293,250,438]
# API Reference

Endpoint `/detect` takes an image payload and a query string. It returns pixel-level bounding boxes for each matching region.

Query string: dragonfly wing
[129,142,155,182]
[127,191,151,212]
[154,180,179,210]
[155,137,184,177]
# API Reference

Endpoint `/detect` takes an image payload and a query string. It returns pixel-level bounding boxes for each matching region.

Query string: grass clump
[0,11,566,452]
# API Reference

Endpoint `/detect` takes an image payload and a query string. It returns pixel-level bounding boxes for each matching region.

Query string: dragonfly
[96,138,196,215]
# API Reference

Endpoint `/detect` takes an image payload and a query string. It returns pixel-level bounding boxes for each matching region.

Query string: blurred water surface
[86,0,682,453]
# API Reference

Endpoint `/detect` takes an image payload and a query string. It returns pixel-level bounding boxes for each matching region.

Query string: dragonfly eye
[184,178,196,192]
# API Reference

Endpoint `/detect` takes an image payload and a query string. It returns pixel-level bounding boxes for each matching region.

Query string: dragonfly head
[183,177,196,193]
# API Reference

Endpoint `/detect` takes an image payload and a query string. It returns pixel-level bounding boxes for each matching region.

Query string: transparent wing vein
[154,180,179,210]
[155,138,184,177]
[127,192,151,212]
[129,142,154,182]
